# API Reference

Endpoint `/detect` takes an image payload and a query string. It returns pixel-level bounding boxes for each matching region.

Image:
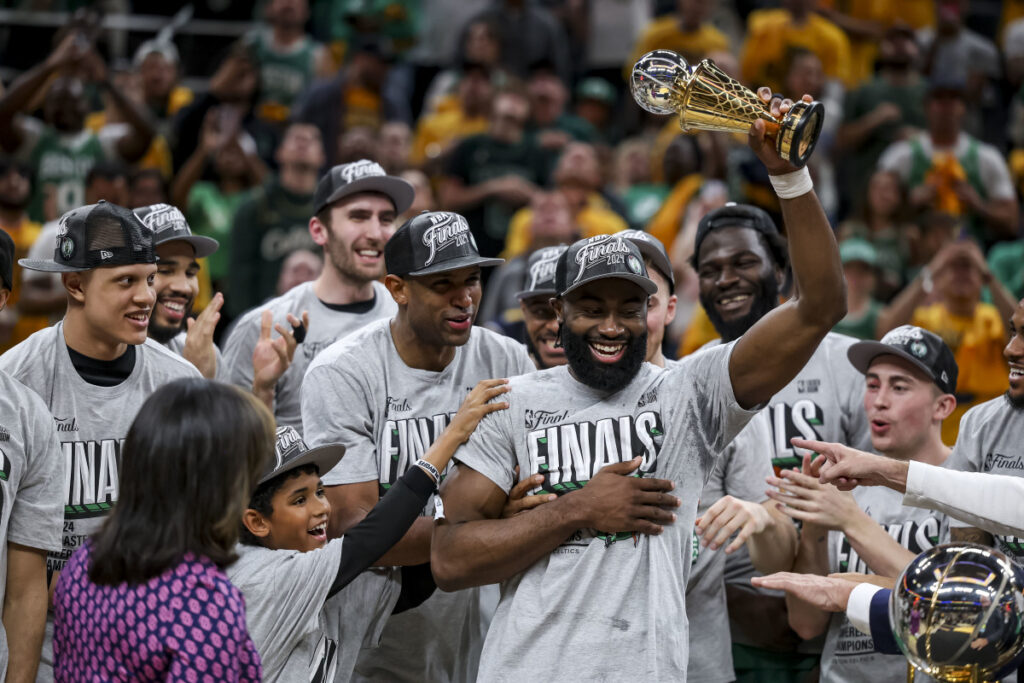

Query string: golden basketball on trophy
[630,49,825,168]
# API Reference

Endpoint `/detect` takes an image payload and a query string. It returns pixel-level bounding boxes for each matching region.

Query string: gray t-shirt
[686,409,773,683]
[228,543,399,683]
[455,345,758,681]
[0,370,64,681]
[164,330,228,381]
[821,486,948,683]
[944,396,1024,561]
[302,318,534,683]
[223,281,397,433]
[0,323,200,679]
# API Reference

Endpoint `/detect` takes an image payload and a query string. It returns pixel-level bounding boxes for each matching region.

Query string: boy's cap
[313,159,414,215]
[134,203,219,258]
[694,202,779,260]
[516,245,567,300]
[576,77,616,105]
[839,238,878,266]
[19,201,156,273]
[0,229,14,291]
[385,211,503,276]
[555,235,657,298]
[619,229,675,291]
[848,325,958,395]
[260,426,346,486]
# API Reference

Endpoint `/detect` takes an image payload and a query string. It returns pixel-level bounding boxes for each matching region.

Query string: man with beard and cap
[0,201,199,679]
[301,210,545,683]
[430,91,848,680]
[516,245,567,369]
[691,200,872,675]
[224,159,413,432]
[0,31,155,223]
[133,203,224,379]
[0,230,64,682]
[621,228,798,683]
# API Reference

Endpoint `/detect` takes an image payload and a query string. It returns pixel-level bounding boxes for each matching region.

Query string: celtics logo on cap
[910,341,928,359]
[627,254,642,274]
[60,236,75,261]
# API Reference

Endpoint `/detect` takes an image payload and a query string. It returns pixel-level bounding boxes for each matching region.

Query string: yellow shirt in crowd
[502,193,628,260]
[626,18,730,80]
[411,108,489,166]
[740,9,853,91]
[911,302,1009,446]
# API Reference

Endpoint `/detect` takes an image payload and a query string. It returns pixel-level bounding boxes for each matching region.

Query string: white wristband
[769,167,813,199]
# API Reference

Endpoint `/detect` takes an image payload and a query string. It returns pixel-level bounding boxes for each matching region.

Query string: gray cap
[259,426,346,485]
[385,211,504,276]
[516,245,567,300]
[134,204,219,258]
[619,229,674,292]
[313,160,414,215]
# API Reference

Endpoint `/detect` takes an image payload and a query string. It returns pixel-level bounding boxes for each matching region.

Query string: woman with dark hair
[52,378,275,682]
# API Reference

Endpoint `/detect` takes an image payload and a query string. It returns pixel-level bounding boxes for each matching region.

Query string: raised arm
[729,93,846,409]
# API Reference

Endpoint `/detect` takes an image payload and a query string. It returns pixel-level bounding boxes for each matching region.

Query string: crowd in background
[1,0,1023,450]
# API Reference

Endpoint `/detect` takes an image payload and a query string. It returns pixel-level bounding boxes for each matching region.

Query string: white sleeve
[903,461,1024,538]
[977,144,1016,200]
[876,141,912,179]
[846,583,883,636]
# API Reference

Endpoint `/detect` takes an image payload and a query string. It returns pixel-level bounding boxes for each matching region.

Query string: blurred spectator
[526,62,598,151]
[172,108,267,293]
[0,158,46,350]
[323,0,420,59]
[612,137,668,229]
[837,170,915,301]
[228,122,324,317]
[0,32,155,222]
[583,0,652,79]
[19,161,129,325]
[172,45,278,172]
[127,168,168,209]
[987,237,1024,304]
[907,210,960,279]
[412,61,493,167]
[440,87,547,257]
[275,248,322,295]
[815,1,891,86]
[740,0,852,93]
[573,78,617,142]
[244,0,332,126]
[877,78,1019,247]
[133,40,194,135]
[917,0,1001,137]
[457,0,571,84]
[422,18,504,115]
[294,35,402,167]
[837,25,927,213]
[626,0,730,79]
[647,135,705,253]
[503,142,626,258]
[1005,19,1024,200]
[832,238,883,340]
[378,121,412,174]
[877,240,1018,444]
[397,168,436,224]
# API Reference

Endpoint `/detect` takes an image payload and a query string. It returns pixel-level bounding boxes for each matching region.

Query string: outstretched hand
[696,495,774,554]
[790,437,909,493]
[251,309,308,408]
[182,292,222,379]
[765,453,860,529]
[748,88,814,175]
[751,572,863,613]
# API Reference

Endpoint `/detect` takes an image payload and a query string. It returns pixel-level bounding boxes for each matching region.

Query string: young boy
[229,379,509,683]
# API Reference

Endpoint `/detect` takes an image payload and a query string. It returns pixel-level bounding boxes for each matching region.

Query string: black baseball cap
[385,211,503,277]
[555,235,657,298]
[619,229,674,293]
[848,325,958,395]
[516,245,566,300]
[134,204,219,258]
[259,426,346,486]
[313,159,414,216]
[19,201,156,273]
[0,229,14,291]
[694,202,779,260]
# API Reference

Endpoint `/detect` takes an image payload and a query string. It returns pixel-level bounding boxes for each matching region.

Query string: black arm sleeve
[391,562,438,614]
[326,466,436,599]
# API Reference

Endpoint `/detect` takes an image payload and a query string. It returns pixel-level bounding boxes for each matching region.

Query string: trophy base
[777,100,824,168]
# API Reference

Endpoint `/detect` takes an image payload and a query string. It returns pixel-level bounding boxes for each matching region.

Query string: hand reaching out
[695,495,774,554]
[251,309,308,409]
[182,292,223,379]
[765,453,861,530]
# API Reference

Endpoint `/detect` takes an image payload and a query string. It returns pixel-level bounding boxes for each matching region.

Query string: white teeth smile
[161,301,185,313]
[127,313,148,321]
[1011,366,1024,379]
[591,342,624,355]
[308,522,326,536]
[717,294,751,305]
[357,250,381,257]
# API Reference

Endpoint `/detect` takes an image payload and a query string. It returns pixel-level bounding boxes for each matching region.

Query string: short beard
[326,234,382,287]
[561,325,647,392]
[701,276,780,343]
[147,319,182,344]
[1005,391,1024,410]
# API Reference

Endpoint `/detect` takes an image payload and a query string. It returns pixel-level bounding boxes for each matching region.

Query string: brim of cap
[315,176,415,215]
[515,287,557,300]
[155,235,220,259]
[404,254,505,276]
[847,341,939,387]
[561,273,658,298]
[18,258,89,273]
[629,241,674,286]
[258,443,346,485]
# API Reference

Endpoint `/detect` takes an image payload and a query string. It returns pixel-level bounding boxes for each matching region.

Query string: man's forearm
[431,493,585,591]
[786,522,832,639]
[780,189,846,325]
[375,516,433,566]
[747,503,798,574]
[841,511,914,578]
[5,546,48,683]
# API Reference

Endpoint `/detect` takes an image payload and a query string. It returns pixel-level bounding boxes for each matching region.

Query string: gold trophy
[630,49,825,168]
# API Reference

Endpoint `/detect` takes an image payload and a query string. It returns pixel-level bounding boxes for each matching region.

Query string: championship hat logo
[573,236,632,285]
[273,425,306,469]
[339,159,387,183]
[137,204,187,234]
[526,247,562,290]
[421,213,471,267]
